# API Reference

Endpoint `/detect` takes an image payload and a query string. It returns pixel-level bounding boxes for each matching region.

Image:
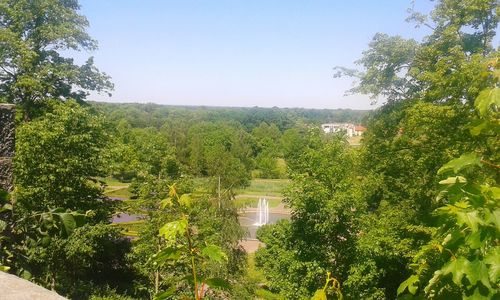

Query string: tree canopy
[1,0,498,299]
[0,0,113,118]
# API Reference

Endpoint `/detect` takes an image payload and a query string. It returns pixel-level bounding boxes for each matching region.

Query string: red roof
[354,125,366,132]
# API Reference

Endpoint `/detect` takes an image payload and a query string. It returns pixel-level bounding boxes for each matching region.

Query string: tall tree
[334,0,499,298]
[255,130,362,299]
[0,0,113,119]
[335,0,498,105]
[5,100,135,298]
[257,1,498,299]
[15,100,111,220]
[397,57,499,300]
[187,122,253,191]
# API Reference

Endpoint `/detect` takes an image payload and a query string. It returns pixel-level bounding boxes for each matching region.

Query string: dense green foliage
[256,1,499,299]
[97,103,366,184]
[96,102,367,183]
[0,0,113,119]
[92,102,368,131]
[0,0,498,299]
[0,101,133,298]
[15,100,111,219]
[127,177,247,299]
[398,61,500,299]
[256,131,360,298]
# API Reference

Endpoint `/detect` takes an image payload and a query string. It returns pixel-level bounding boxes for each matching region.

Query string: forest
[0,0,498,299]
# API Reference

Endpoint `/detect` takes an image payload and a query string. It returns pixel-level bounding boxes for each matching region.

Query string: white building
[321,123,366,137]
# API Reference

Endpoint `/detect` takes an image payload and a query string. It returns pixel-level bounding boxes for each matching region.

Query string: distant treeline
[90,102,370,131]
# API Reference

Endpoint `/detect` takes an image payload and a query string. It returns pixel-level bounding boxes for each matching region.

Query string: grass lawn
[236,179,290,197]
[101,177,130,187]
[111,220,145,237]
[105,187,133,199]
[99,177,133,199]
[101,177,290,207]
[234,196,282,209]
[234,178,289,209]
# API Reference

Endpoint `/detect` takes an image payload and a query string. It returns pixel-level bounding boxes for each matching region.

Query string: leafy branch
[151,184,230,300]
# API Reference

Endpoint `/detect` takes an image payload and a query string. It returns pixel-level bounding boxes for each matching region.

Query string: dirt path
[239,239,264,253]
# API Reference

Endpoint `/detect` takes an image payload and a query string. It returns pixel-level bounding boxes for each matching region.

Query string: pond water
[111,211,290,240]
[112,213,143,223]
[238,211,290,239]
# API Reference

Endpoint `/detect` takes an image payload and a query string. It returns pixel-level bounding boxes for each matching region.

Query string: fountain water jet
[254,198,269,226]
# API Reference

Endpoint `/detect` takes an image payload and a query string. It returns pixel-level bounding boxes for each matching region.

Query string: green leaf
[398,274,419,295]
[0,203,12,213]
[0,220,6,233]
[201,244,228,263]
[490,187,500,200]
[41,236,51,246]
[470,120,489,136]
[159,198,173,209]
[311,289,327,300]
[178,194,192,208]
[72,213,87,227]
[475,87,500,117]
[454,200,471,209]
[0,265,10,272]
[466,259,490,288]
[204,278,231,290]
[441,257,470,286]
[491,210,500,232]
[158,218,188,241]
[153,286,176,300]
[56,213,76,236]
[438,153,482,175]
[20,270,32,280]
[439,176,467,185]
[484,247,500,283]
[152,247,181,264]
[461,184,485,206]
[465,231,483,249]
[456,211,482,232]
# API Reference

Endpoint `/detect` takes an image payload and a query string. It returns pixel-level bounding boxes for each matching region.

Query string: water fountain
[254,198,269,226]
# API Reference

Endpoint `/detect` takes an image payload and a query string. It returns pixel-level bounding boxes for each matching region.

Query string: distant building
[354,125,367,135]
[321,123,366,137]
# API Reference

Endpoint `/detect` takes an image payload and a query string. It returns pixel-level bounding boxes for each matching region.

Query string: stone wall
[0,104,15,192]
[0,271,67,300]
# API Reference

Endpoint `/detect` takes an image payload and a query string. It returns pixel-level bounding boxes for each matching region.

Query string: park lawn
[111,220,145,237]
[99,177,133,199]
[236,178,290,197]
[105,187,133,199]
[192,177,289,198]
[101,177,289,204]
[101,177,130,187]
[234,196,282,209]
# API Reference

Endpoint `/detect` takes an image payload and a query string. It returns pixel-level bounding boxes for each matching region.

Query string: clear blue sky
[77,0,434,109]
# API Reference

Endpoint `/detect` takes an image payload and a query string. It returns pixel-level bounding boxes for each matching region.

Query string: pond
[238,211,290,239]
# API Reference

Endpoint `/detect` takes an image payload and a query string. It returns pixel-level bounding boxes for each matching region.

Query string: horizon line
[88,99,375,111]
